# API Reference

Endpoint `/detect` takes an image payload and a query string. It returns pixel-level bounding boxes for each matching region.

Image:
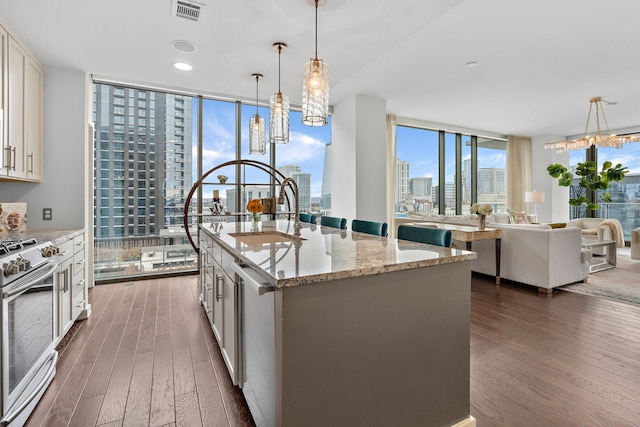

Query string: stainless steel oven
[1,240,59,427]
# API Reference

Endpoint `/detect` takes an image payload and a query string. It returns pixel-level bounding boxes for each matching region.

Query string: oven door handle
[2,259,58,298]
[0,350,58,426]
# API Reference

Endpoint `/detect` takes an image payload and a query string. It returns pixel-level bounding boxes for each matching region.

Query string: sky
[190,98,640,199]
[193,99,331,197]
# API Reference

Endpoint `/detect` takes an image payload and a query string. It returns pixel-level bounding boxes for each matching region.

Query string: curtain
[386,114,397,237]
[506,135,532,212]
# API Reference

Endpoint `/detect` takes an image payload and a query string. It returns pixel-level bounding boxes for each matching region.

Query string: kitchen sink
[229,231,305,246]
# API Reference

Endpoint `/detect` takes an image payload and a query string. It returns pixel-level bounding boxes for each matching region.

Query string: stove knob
[17,260,26,271]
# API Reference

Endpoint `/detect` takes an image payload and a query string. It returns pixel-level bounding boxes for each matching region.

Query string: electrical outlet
[43,208,52,221]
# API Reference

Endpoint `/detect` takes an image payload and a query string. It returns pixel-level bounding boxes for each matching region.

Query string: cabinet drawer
[72,268,85,298]
[73,234,85,254]
[56,239,74,261]
[72,291,84,319]
[221,247,236,275]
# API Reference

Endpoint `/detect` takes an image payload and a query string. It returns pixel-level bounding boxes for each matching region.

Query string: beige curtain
[506,135,532,212]
[386,114,397,237]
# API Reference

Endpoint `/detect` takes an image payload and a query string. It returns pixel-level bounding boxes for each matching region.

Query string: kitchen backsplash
[0,202,27,233]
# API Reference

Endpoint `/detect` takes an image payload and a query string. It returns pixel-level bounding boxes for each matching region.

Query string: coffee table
[582,239,617,272]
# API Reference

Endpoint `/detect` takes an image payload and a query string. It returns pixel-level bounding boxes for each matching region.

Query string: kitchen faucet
[277,178,301,235]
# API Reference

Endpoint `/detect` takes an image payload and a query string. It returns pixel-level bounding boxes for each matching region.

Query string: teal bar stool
[320,215,347,230]
[299,213,317,224]
[351,219,388,237]
[397,225,452,247]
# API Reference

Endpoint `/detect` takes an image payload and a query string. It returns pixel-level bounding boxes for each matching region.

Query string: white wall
[531,135,569,223]
[331,94,387,223]
[0,66,88,231]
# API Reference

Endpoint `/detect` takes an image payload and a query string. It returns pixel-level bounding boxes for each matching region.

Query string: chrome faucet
[277,178,301,235]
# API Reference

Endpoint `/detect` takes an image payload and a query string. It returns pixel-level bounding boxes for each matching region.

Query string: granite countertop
[201,220,476,288]
[1,228,84,245]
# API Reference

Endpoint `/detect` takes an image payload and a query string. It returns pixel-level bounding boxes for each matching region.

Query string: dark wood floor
[26,273,640,426]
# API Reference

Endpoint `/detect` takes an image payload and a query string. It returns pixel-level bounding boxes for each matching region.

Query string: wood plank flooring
[25,276,254,427]
[25,272,640,426]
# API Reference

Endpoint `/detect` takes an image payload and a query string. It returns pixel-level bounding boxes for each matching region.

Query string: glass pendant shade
[270,92,290,143]
[302,58,329,126]
[249,114,266,155]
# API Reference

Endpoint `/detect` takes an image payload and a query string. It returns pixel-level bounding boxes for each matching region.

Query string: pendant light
[302,0,329,127]
[270,43,290,143]
[249,73,266,155]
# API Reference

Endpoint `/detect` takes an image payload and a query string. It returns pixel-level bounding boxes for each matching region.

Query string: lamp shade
[269,92,290,143]
[525,191,545,203]
[249,114,266,155]
[302,59,329,126]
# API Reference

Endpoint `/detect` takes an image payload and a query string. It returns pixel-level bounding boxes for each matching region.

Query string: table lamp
[524,191,545,218]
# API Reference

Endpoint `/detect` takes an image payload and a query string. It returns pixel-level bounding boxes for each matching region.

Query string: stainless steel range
[0,239,59,427]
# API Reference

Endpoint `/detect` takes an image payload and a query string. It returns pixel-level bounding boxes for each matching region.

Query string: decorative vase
[478,214,486,231]
[251,212,260,230]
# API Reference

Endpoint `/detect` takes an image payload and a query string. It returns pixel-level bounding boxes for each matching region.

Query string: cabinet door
[0,26,6,171]
[24,55,42,181]
[6,35,25,178]
[57,256,73,339]
[212,265,224,344]
[221,270,238,384]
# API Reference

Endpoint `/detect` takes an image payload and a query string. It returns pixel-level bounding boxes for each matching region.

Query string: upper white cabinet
[1,22,43,182]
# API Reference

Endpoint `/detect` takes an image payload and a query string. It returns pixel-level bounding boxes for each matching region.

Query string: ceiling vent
[172,0,205,22]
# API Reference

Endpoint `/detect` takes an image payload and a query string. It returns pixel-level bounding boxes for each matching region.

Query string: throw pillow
[508,210,529,224]
[549,222,566,229]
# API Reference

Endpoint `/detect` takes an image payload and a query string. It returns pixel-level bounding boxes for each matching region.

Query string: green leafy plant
[547,160,628,216]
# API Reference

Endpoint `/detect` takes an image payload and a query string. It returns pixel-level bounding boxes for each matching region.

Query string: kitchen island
[199,220,476,427]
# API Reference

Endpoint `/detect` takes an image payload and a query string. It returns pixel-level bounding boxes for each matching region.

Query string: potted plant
[547,160,628,217]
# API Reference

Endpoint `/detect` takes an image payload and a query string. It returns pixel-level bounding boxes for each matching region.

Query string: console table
[412,223,503,284]
[582,238,617,272]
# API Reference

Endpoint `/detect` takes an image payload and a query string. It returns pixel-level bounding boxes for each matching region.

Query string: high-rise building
[291,172,312,212]
[93,84,193,239]
[396,160,410,204]
[321,143,332,213]
[410,177,432,199]
[279,165,311,213]
[477,168,505,196]
[278,164,301,179]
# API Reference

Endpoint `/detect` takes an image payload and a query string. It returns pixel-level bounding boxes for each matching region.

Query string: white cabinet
[24,55,43,181]
[0,26,6,172]
[198,227,238,385]
[71,234,86,319]
[56,239,74,339]
[54,232,87,343]
[1,23,43,182]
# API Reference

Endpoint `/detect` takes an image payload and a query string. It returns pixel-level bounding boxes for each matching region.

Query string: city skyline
[195,100,331,198]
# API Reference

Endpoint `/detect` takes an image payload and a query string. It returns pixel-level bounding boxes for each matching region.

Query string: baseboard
[451,415,476,427]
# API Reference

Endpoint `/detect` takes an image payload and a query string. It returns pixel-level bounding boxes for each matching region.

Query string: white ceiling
[2,0,640,138]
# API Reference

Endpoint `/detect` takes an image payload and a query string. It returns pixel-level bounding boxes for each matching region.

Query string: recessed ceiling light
[172,40,197,53]
[174,62,193,71]
[465,61,478,68]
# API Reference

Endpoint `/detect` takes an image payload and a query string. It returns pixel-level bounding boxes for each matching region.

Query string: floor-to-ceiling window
[477,137,507,213]
[574,142,640,240]
[395,126,440,216]
[93,83,332,282]
[394,124,506,217]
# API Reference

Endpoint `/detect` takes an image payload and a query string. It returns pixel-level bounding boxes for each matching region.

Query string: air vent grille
[174,0,204,22]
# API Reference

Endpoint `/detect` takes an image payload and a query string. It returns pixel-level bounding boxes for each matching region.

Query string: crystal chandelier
[544,97,640,152]
[302,0,329,127]
[249,73,266,155]
[270,43,290,143]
